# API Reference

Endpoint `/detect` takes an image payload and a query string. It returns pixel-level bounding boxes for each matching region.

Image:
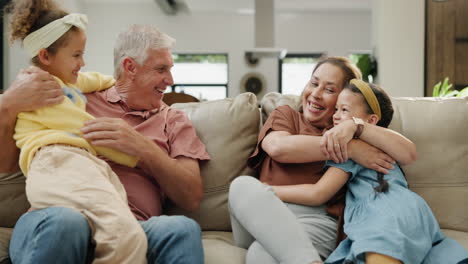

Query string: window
[279,53,323,96]
[169,53,228,101]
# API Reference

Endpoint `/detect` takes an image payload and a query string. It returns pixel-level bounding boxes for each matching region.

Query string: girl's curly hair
[6,0,68,43]
[4,0,78,65]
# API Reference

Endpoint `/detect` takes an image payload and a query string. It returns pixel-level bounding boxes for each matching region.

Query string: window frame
[278,53,324,94]
[170,53,229,99]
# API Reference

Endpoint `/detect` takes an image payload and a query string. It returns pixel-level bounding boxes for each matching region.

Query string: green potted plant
[349,53,377,82]
[432,77,468,97]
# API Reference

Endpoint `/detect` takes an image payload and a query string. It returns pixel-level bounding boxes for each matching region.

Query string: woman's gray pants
[229,176,337,264]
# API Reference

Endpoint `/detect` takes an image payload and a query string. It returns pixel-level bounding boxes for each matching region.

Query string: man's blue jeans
[9,207,204,264]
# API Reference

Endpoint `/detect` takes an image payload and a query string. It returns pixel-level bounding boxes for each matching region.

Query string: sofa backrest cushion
[167,93,260,231]
[261,92,468,232]
[0,171,30,228]
[389,97,468,232]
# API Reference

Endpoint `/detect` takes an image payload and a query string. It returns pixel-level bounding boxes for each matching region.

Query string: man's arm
[0,95,21,173]
[81,118,203,211]
[0,67,63,173]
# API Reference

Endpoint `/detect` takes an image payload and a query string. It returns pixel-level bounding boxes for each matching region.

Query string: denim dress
[324,160,468,264]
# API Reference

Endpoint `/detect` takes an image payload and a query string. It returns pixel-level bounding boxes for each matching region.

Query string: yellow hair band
[23,13,88,58]
[350,79,381,119]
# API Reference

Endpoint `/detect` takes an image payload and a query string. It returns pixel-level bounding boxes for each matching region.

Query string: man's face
[126,48,174,110]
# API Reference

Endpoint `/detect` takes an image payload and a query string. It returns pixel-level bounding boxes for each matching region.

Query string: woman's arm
[0,67,62,173]
[261,131,326,164]
[359,122,417,165]
[271,167,349,206]
[262,130,395,174]
[321,119,417,165]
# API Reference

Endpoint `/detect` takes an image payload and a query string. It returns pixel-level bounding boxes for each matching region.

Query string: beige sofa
[1,92,467,264]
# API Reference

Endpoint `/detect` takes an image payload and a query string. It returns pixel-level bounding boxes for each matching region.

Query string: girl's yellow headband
[350,79,381,119]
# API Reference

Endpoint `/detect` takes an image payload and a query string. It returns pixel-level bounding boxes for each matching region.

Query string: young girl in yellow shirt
[6,0,147,263]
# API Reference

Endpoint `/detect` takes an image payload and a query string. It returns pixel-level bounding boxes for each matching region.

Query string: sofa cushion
[260,92,301,123]
[389,97,468,232]
[260,93,468,233]
[202,231,246,264]
[0,172,29,228]
[442,229,468,250]
[167,93,260,231]
[0,227,12,264]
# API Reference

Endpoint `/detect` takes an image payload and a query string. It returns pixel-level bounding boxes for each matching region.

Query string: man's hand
[348,140,395,174]
[82,117,203,211]
[320,119,356,163]
[3,66,63,115]
[81,117,150,157]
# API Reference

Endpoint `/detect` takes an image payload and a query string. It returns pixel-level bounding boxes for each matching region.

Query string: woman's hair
[312,56,363,87]
[5,0,75,65]
[113,24,176,79]
[345,81,394,193]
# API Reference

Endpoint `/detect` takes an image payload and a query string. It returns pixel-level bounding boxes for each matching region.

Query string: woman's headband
[23,13,88,58]
[350,79,381,119]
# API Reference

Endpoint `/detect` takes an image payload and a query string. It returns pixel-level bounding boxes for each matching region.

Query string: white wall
[277,11,372,56]
[79,2,372,98]
[5,1,426,98]
[372,0,425,97]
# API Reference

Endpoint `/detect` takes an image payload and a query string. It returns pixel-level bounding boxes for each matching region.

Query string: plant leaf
[456,87,468,97]
[433,81,441,96]
[445,90,459,97]
[440,77,452,96]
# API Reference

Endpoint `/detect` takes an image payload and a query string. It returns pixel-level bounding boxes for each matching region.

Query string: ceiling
[85,0,372,13]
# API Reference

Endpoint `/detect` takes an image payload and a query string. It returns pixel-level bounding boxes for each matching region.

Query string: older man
[1,25,209,264]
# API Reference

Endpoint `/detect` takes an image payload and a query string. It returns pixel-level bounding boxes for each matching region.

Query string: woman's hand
[320,119,356,163]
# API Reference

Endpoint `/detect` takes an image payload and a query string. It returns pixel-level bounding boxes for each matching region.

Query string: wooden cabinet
[426,0,468,95]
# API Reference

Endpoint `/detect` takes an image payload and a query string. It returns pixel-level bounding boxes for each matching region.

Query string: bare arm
[359,122,417,165]
[0,94,21,173]
[261,131,326,164]
[76,72,115,93]
[261,130,395,174]
[0,67,63,173]
[81,118,203,211]
[321,119,417,165]
[272,167,349,206]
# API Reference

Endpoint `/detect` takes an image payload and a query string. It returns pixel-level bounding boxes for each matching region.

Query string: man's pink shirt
[86,87,210,220]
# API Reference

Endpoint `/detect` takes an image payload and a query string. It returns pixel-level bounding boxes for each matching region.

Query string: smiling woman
[228,56,363,264]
